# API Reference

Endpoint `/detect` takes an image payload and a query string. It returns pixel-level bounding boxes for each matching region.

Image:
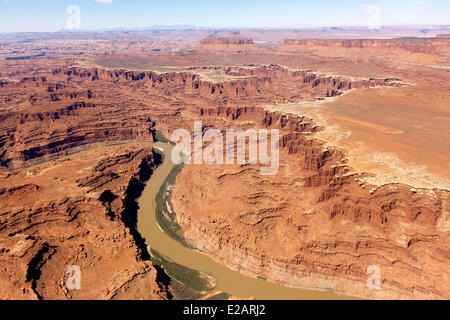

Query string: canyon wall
[0,145,169,299]
[280,38,448,65]
[0,65,400,171]
[170,106,449,300]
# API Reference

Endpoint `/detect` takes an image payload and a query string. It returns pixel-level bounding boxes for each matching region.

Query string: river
[137,142,355,300]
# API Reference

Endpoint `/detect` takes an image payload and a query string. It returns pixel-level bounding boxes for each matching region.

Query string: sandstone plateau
[196,38,260,52]
[280,38,450,65]
[0,30,449,300]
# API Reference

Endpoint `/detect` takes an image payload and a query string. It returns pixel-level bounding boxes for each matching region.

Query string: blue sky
[0,0,449,33]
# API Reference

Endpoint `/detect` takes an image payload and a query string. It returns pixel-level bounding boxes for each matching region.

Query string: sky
[0,0,449,33]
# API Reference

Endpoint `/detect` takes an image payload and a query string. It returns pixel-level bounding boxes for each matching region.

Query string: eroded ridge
[0,145,169,300]
[0,64,401,170]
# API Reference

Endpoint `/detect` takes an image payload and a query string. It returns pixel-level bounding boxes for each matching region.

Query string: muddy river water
[137,142,354,300]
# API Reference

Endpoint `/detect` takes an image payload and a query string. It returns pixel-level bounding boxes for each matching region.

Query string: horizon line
[1,23,450,35]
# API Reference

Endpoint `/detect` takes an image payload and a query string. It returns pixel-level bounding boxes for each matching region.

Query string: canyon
[0,32,449,300]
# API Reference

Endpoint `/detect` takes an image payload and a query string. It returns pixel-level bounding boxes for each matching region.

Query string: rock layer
[280,38,449,65]
[0,145,168,299]
[170,106,449,299]
[196,38,260,52]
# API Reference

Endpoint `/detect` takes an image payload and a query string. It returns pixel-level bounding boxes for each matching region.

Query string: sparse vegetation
[207,292,231,300]
[166,278,203,300]
[150,248,215,299]
[155,163,188,246]
[154,131,175,145]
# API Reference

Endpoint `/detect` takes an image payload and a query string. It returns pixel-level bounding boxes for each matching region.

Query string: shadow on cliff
[120,152,163,260]
[116,150,173,298]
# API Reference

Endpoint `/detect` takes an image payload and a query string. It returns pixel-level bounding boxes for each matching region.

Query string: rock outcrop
[280,38,447,65]
[196,38,260,52]
[0,145,168,299]
[170,106,450,300]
